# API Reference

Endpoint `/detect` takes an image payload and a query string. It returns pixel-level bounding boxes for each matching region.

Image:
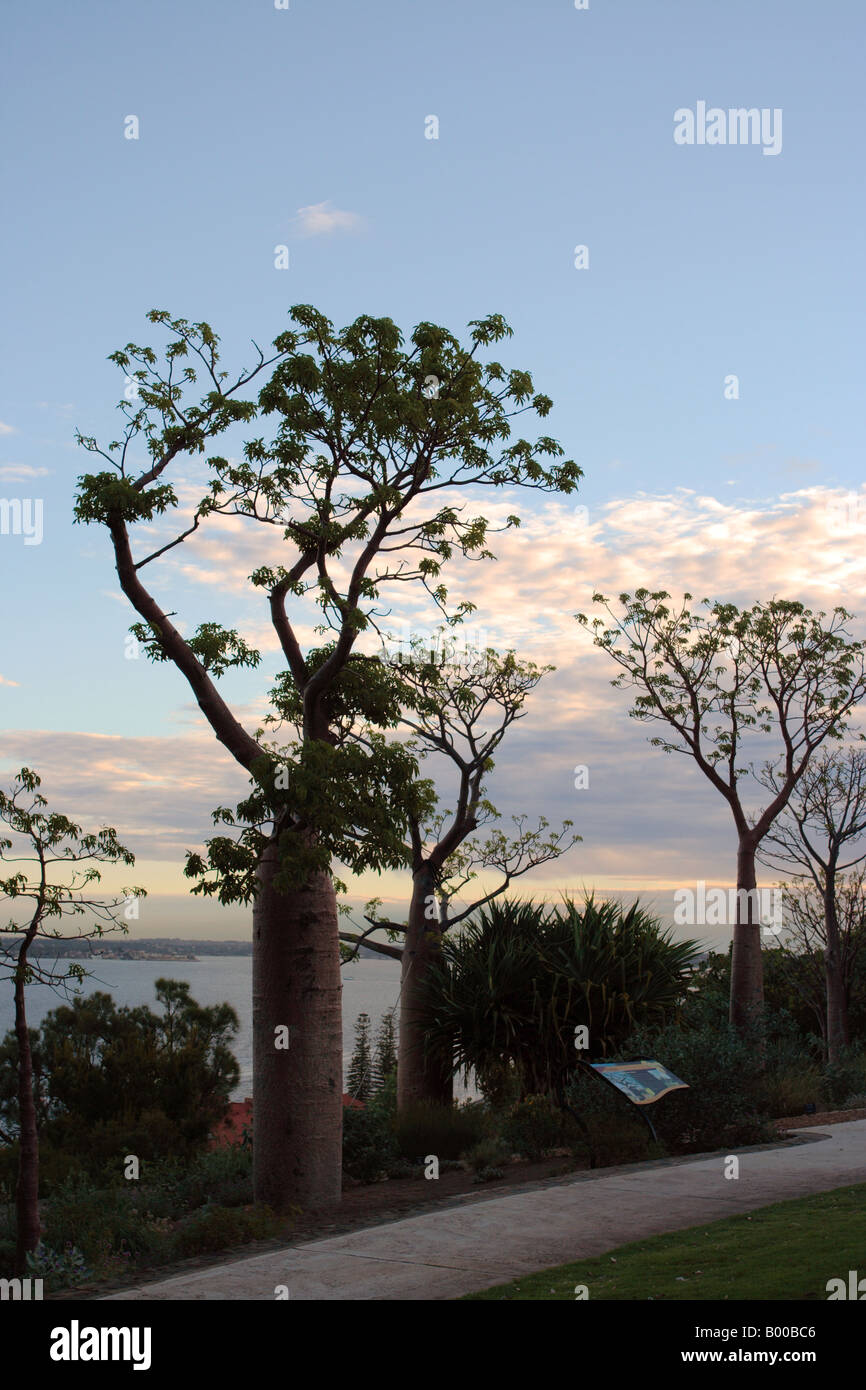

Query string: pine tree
[373,1011,397,1092]
[347,1012,373,1102]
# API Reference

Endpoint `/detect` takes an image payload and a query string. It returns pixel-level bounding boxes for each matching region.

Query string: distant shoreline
[24,937,387,961]
[25,938,252,960]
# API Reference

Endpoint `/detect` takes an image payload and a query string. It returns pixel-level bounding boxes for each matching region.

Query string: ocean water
[0,956,405,1100]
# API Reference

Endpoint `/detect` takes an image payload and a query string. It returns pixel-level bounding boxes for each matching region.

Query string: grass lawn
[462,1183,866,1300]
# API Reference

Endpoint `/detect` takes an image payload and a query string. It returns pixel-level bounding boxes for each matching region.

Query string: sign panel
[590,1060,688,1105]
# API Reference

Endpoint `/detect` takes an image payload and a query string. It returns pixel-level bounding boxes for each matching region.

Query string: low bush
[170,1203,279,1258]
[393,1100,488,1162]
[821,1048,866,1107]
[463,1137,511,1173]
[608,1015,775,1153]
[0,1152,289,1289]
[383,1159,420,1180]
[759,1061,822,1118]
[25,1241,93,1286]
[563,1073,659,1166]
[342,1105,399,1182]
[472,1167,506,1184]
[126,1148,253,1220]
[500,1094,568,1162]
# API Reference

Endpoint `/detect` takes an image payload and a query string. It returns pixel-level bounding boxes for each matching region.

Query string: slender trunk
[729,839,764,1033]
[397,865,452,1109]
[824,871,847,1063]
[252,836,343,1212]
[14,947,40,1275]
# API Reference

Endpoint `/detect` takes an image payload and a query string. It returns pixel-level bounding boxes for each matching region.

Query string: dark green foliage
[820,1046,866,1107]
[424,895,699,1101]
[185,731,435,901]
[691,947,827,1042]
[170,1204,279,1258]
[25,1241,92,1285]
[372,1013,398,1092]
[613,1017,775,1152]
[463,1137,511,1173]
[848,953,866,1042]
[0,981,239,1186]
[41,1176,167,1268]
[687,949,866,1110]
[125,1148,254,1220]
[341,1102,399,1183]
[472,1167,506,1184]
[393,1101,488,1162]
[346,1012,374,1103]
[0,1148,278,1288]
[563,1075,657,1167]
[501,1094,572,1162]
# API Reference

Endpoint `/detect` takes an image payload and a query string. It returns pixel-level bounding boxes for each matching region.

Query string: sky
[1,0,865,943]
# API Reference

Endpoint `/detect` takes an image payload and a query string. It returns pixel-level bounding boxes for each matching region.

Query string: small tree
[772,871,866,1059]
[346,1013,373,1103]
[0,768,144,1273]
[757,746,866,1060]
[372,1012,397,1092]
[579,593,866,1031]
[337,639,578,1106]
[0,980,239,1179]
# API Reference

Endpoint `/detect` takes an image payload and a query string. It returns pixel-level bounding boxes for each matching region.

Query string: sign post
[563,1059,689,1167]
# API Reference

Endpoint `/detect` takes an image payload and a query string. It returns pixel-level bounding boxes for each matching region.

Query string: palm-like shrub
[422,895,700,1102]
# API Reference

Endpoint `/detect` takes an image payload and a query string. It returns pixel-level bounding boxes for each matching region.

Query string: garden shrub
[24,1241,93,1286]
[500,1094,568,1161]
[40,1177,167,1273]
[563,1071,658,1166]
[129,1147,254,1218]
[472,1166,506,1184]
[170,1203,279,1258]
[821,1046,866,1108]
[611,1017,775,1152]
[342,1105,399,1182]
[463,1137,511,1172]
[393,1100,488,1162]
[759,1061,822,1117]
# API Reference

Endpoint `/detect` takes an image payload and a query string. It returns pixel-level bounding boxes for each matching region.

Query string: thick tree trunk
[823,874,848,1064]
[397,865,452,1109]
[14,959,40,1275]
[252,836,343,1212]
[729,839,764,1033]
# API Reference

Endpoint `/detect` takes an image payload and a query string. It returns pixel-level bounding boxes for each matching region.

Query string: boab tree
[757,745,866,1060]
[0,768,144,1273]
[336,637,578,1108]
[74,305,580,1210]
[578,593,866,1031]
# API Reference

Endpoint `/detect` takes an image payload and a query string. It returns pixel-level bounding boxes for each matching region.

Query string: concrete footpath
[104,1120,866,1301]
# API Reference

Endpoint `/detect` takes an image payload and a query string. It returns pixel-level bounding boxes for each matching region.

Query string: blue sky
[1,0,864,932]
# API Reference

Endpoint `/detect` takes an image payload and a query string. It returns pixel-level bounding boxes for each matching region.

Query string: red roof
[210,1094,364,1149]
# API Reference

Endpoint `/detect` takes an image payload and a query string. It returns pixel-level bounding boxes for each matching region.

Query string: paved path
[104,1120,866,1301]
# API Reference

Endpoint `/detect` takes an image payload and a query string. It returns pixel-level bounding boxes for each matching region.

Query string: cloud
[293,201,363,237]
[0,422,16,436]
[9,484,866,915]
[0,465,51,481]
[0,728,251,864]
[0,675,20,687]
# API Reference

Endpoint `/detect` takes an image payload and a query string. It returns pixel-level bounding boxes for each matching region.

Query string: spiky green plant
[422,895,700,1101]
